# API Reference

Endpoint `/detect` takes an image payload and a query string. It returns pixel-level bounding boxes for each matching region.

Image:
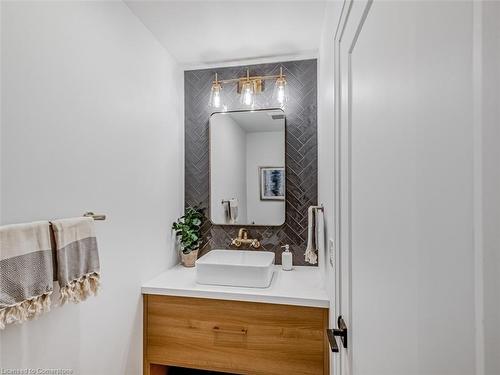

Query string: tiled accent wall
[184,59,317,266]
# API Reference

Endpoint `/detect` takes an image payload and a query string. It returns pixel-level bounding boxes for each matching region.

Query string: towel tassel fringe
[0,292,52,330]
[59,272,100,305]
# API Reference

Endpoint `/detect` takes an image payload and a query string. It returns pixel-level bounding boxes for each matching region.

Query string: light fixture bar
[212,72,286,85]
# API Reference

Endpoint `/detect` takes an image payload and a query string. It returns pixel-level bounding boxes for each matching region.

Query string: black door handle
[327,329,339,352]
[327,316,348,352]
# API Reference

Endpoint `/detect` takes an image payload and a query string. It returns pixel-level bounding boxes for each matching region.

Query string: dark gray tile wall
[184,59,317,266]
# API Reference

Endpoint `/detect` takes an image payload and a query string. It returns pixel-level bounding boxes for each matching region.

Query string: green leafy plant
[172,205,205,254]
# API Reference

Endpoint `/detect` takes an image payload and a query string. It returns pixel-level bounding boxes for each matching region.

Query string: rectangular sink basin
[195,249,275,288]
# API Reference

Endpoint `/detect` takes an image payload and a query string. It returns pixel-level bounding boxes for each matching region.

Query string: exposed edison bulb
[273,77,287,107]
[277,85,285,104]
[209,83,222,108]
[240,81,254,106]
[243,87,253,106]
[209,73,223,109]
[213,90,221,107]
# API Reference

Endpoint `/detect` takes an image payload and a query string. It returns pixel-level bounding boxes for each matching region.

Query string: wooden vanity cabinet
[143,294,329,375]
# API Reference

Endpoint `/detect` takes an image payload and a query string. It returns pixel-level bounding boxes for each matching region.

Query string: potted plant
[172,205,205,267]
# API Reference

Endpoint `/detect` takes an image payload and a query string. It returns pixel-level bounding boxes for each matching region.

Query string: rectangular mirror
[210,109,286,226]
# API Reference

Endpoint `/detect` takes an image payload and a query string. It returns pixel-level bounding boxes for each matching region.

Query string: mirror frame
[208,108,287,227]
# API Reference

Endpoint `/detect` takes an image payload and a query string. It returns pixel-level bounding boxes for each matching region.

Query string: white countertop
[141,264,329,308]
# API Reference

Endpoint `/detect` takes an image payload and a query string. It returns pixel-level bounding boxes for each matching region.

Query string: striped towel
[0,221,53,329]
[51,217,100,304]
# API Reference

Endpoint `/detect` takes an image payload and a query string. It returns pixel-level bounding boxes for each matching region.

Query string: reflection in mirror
[210,109,286,226]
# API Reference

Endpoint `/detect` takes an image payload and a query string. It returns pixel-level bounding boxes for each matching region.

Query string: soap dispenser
[281,245,293,271]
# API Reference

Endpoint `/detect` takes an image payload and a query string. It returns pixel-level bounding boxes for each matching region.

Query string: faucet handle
[251,239,261,249]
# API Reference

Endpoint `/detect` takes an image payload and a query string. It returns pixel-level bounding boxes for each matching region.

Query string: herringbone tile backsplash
[185,59,317,266]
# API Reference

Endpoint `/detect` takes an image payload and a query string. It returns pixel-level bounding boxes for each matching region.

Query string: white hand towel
[305,206,319,265]
[229,198,239,224]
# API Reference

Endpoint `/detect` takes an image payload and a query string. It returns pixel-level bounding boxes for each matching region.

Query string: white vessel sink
[195,249,275,288]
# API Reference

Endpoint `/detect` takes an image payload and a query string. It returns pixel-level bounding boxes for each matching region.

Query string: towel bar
[47,212,106,226]
[83,212,106,221]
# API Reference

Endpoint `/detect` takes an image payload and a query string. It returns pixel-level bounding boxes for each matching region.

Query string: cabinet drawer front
[145,295,328,375]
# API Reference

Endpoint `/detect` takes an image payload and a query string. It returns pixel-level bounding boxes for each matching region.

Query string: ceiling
[125,1,327,66]
[229,109,285,133]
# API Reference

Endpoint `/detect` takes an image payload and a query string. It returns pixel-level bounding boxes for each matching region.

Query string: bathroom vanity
[142,266,329,375]
[144,64,327,374]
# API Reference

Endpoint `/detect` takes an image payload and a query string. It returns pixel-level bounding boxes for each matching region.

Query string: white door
[333,1,476,374]
[333,2,374,374]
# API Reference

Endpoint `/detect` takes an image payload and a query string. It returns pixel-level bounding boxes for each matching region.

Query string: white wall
[482,2,500,374]
[246,131,285,225]
[210,114,247,224]
[0,2,182,374]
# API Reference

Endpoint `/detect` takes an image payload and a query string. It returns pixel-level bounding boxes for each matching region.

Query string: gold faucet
[231,228,261,249]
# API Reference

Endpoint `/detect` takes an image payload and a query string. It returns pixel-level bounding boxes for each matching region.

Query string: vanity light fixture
[209,73,222,108]
[208,67,288,108]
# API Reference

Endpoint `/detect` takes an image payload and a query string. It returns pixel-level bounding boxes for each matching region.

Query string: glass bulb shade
[240,81,255,106]
[209,83,223,108]
[273,77,287,106]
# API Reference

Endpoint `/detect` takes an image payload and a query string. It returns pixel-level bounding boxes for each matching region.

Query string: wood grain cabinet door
[144,295,329,375]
